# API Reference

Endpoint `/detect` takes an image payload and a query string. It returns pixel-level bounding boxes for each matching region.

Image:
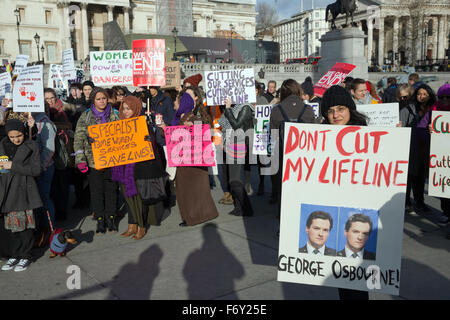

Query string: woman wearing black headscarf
[0,119,42,272]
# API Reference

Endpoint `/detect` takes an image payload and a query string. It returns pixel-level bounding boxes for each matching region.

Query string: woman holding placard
[74,87,120,234]
[112,95,167,240]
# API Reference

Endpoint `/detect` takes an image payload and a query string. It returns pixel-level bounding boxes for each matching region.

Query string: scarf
[2,138,19,160]
[90,103,112,124]
[111,163,137,198]
[172,93,194,126]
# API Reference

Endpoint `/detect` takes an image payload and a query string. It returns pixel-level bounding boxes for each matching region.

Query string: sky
[257,0,335,21]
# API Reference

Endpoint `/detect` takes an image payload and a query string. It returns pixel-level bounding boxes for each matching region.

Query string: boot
[106,215,118,232]
[121,224,137,237]
[257,180,265,196]
[133,226,147,240]
[230,181,254,217]
[96,217,106,234]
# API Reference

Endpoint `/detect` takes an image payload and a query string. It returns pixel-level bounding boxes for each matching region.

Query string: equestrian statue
[325,0,357,30]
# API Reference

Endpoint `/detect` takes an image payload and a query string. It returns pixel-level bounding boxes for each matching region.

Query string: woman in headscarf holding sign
[73,87,120,234]
[0,119,42,272]
[112,96,168,240]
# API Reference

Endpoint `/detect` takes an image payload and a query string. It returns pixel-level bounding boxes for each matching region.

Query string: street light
[14,8,21,54]
[40,45,45,64]
[34,33,40,62]
[229,24,234,63]
[254,33,259,63]
[172,27,178,61]
[258,36,263,64]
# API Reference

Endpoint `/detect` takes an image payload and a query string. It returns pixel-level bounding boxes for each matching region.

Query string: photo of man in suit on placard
[299,211,337,256]
[337,214,376,261]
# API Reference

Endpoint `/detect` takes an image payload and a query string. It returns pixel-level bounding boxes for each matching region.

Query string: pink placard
[164,124,215,167]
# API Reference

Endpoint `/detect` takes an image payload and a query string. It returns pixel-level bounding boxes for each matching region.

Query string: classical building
[273,8,328,62]
[333,0,450,67]
[0,0,257,65]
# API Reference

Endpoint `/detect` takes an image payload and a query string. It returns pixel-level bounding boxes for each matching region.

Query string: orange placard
[88,116,155,169]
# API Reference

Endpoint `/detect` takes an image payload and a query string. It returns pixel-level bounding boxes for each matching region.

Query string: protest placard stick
[147,85,150,115]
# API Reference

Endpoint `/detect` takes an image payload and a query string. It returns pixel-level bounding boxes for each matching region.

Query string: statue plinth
[318,27,368,80]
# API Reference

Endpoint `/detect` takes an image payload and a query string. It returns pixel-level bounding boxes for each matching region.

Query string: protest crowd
[0,49,449,300]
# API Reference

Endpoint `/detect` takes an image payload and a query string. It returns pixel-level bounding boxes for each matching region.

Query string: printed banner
[0,72,12,99]
[132,39,166,87]
[253,105,273,155]
[429,111,450,198]
[205,68,256,106]
[12,55,29,75]
[357,103,400,127]
[162,61,181,89]
[314,63,356,98]
[277,123,411,295]
[164,124,215,167]
[12,65,44,113]
[62,49,76,81]
[90,50,133,86]
[88,116,155,170]
[48,64,67,90]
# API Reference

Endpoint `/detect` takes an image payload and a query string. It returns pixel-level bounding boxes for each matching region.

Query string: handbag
[136,176,169,205]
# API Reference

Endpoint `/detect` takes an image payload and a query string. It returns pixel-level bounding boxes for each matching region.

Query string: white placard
[277,123,410,295]
[90,50,133,86]
[62,49,76,82]
[204,68,256,106]
[429,111,450,198]
[12,55,29,75]
[13,65,44,113]
[310,102,320,119]
[0,72,12,98]
[253,104,273,155]
[48,64,67,90]
[357,103,400,127]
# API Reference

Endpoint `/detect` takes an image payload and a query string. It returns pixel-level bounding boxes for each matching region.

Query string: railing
[180,63,318,74]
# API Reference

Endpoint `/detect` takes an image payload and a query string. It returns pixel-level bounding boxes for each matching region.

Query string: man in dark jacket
[382,77,398,103]
[147,86,175,127]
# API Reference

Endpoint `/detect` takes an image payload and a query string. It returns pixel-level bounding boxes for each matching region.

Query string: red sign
[313,63,356,98]
[132,39,166,87]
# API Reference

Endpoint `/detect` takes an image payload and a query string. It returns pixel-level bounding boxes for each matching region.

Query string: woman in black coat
[0,119,42,272]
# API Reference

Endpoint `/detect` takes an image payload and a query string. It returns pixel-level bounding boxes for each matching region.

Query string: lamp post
[172,27,178,61]
[40,44,45,64]
[254,33,259,63]
[34,33,41,63]
[258,36,263,64]
[229,24,234,63]
[14,8,21,54]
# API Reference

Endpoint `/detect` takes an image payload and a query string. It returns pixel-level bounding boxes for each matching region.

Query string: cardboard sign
[48,64,67,90]
[314,63,356,98]
[62,49,76,81]
[90,50,133,86]
[0,72,12,98]
[162,61,181,89]
[164,124,215,167]
[12,65,44,113]
[205,68,256,106]
[88,116,155,170]
[253,105,273,155]
[429,111,450,198]
[277,123,411,295]
[357,103,400,127]
[12,55,29,75]
[132,39,166,87]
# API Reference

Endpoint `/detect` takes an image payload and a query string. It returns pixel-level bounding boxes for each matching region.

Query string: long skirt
[0,216,34,260]
[175,167,219,226]
[121,185,159,227]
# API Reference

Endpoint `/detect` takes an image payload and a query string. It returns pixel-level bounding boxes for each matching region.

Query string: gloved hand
[144,135,152,142]
[88,136,95,144]
[77,162,88,173]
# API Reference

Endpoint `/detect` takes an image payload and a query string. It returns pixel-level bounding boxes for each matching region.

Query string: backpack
[276,103,306,156]
[38,119,71,170]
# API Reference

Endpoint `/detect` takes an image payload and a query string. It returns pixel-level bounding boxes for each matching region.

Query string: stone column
[81,3,89,61]
[432,17,438,60]
[393,17,399,66]
[124,7,130,34]
[378,17,384,66]
[367,18,373,65]
[57,1,71,50]
[107,5,114,22]
[406,16,413,64]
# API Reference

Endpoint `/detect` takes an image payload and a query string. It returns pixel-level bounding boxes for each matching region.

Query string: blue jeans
[37,164,55,229]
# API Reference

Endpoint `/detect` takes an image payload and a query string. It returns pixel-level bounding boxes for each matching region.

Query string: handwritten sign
[278,123,411,295]
[88,116,155,170]
[0,72,12,99]
[253,105,273,155]
[62,49,76,82]
[48,64,66,90]
[132,39,166,87]
[164,124,215,167]
[12,55,29,75]
[13,65,44,113]
[90,50,133,86]
[205,68,256,106]
[357,103,399,127]
[314,63,355,98]
[429,111,450,198]
[162,61,181,89]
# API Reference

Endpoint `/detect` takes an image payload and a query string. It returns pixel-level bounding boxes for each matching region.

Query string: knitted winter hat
[183,74,203,87]
[301,77,314,96]
[437,84,450,97]
[321,85,356,118]
[5,119,26,134]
